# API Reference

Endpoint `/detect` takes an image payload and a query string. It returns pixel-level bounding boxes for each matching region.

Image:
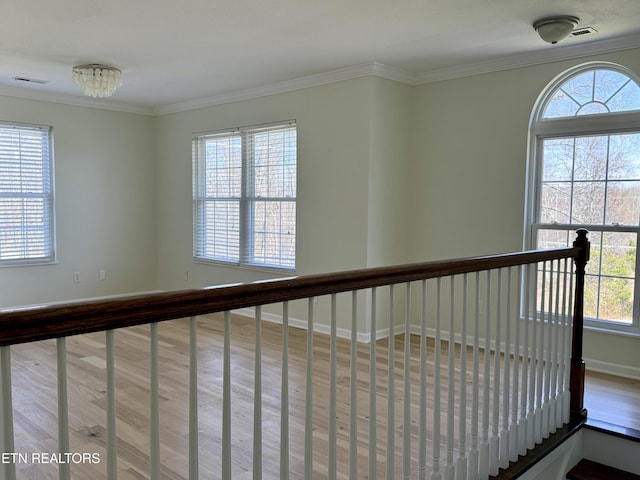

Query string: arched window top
[539,64,640,120]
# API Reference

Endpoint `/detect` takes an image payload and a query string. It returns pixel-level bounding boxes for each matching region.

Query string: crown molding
[0,85,154,116]
[416,32,640,84]
[156,33,640,115]
[153,62,417,116]
[370,62,419,85]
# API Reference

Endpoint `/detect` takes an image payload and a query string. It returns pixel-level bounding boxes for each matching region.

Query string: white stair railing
[0,234,589,480]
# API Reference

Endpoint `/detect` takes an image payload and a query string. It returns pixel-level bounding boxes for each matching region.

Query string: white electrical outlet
[73,271,81,283]
[99,270,106,281]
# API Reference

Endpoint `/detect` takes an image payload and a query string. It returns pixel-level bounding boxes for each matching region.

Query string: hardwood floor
[5,313,639,479]
[584,370,640,433]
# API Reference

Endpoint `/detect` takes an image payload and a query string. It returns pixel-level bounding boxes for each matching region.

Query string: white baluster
[549,260,561,433]
[369,288,378,480]
[560,258,570,426]
[510,267,521,462]
[555,263,567,429]
[349,292,358,480]
[403,283,412,480]
[527,265,538,451]
[0,347,3,480]
[431,278,442,480]
[387,285,396,480]
[479,271,491,480]
[223,312,232,480]
[468,273,480,480]
[419,281,428,480]
[522,265,533,453]
[490,270,501,476]
[329,294,338,480]
[281,303,290,480]
[543,264,554,438]
[57,338,71,480]
[254,306,263,480]
[106,330,117,480]
[556,261,566,426]
[1,346,16,480]
[562,264,575,424]
[305,299,314,480]
[190,316,200,480]
[535,264,546,444]
[150,323,160,480]
[455,275,468,480]
[500,268,511,470]
[444,277,455,480]
[557,259,573,427]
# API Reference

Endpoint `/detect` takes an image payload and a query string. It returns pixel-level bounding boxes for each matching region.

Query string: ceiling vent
[13,76,49,84]
[571,26,597,37]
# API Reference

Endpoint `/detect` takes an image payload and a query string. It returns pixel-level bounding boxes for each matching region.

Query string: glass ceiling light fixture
[72,64,122,97]
[533,15,580,44]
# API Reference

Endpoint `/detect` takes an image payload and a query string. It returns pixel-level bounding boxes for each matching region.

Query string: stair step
[567,459,640,480]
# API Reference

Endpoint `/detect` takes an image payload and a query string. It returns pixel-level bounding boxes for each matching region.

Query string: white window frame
[0,121,55,266]
[192,120,297,271]
[525,62,640,334]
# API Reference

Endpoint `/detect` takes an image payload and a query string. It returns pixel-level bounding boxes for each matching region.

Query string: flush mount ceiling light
[72,64,122,97]
[533,15,580,44]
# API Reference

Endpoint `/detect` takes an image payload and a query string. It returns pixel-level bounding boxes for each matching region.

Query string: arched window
[526,62,640,331]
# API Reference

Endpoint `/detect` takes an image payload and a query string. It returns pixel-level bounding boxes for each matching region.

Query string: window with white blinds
[0,122,55,265]
[193,121,296,270]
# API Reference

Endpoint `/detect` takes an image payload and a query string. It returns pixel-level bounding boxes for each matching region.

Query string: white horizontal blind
[193,121,296,270]
[193,132,242,263]
[0,123,54,264]
[244,124,296,269]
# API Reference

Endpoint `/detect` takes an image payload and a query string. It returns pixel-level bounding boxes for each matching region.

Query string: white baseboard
[232,307,639,380]
[584,358,640,380]
[232,307,375,343]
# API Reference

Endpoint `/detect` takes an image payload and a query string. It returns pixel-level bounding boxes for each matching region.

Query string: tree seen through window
[530,64,640,328]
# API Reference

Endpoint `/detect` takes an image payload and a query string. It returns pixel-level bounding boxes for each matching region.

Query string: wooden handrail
[0,245,582,347]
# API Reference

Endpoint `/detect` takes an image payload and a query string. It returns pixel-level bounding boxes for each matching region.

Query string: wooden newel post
[570,228,590,423]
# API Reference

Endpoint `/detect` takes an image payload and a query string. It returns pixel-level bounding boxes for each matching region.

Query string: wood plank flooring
[583,370,640,433]
[4,313,639,479]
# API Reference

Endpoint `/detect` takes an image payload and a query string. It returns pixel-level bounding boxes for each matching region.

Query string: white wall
[367,77,412,267]
[410,64,539,260]
[0,96,157,307]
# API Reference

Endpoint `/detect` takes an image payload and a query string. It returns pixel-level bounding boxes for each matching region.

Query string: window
[0,122,54,265]
[193,121,297,270]
[527,63,640,332]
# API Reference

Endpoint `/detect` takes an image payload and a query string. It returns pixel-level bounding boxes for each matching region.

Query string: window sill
[192,258,296,276]
[584,323,640,338]
[0,259,57,268]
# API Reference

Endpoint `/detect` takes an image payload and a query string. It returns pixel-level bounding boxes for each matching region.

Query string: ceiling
[2,0,640,115]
